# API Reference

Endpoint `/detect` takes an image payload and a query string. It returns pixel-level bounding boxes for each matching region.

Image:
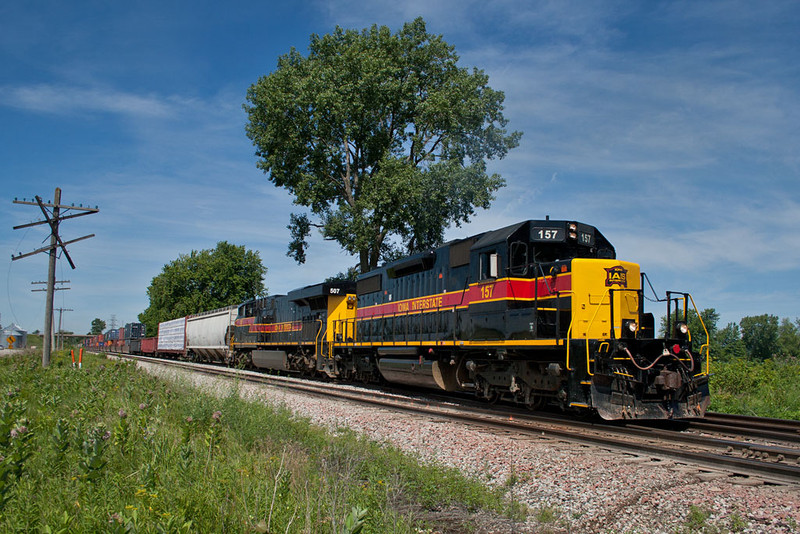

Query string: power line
[12,187,99,367]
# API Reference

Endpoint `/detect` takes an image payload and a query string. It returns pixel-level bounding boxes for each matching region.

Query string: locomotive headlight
[622,319,637,338]
[568,223,578,240]
[675,321,689,338]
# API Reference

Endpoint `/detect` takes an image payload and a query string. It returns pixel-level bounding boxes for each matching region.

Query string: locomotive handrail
[314,319,326,359]
[687,293,711,376]
[566,322,575,371]
[565,288,611,376]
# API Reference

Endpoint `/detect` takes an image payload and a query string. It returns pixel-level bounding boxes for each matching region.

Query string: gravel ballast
[138,361,800,533]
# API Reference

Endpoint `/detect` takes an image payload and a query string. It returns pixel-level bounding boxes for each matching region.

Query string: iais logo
[604,266,628,288]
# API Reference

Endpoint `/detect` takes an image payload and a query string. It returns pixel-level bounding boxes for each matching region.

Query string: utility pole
[31,281,70,351]
[55,308,73,350]
[12,187,99,367]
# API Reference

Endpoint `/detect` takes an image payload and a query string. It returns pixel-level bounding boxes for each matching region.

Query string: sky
[1,0,799,336]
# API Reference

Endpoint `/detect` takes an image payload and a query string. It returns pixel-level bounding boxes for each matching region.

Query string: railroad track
[687,411,800,442]
[111,352,800,487]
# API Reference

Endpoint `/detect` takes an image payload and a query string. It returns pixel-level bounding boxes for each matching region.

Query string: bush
[710,356,800,419]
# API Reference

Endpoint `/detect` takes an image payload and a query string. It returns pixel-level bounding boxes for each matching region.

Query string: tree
[714,322,748,362]
[138,242,267,336]
[89,318,106,336]
[245,18,521,272]
[740,314,780,361]
[777,318,800,358]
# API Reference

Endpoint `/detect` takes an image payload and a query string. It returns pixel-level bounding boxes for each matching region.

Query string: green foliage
[682,505,711,532]
[534,505,561,524]
[713,322,748,362]
[343,506,368,534]
[78,424,110,482]
[245,17,521,271]
[138,241,266,336]
[710,356,800,419]
[740,314,780,361]
[325,267,360,282]
[777,318,800,358]
[89,318,105,336]
[0,350,523,532]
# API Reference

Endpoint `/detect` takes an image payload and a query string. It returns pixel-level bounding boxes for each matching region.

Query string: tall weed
[0,351,523,532]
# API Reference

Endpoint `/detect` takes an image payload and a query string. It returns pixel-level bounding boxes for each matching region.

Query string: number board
[578,231,594,246]
[532,227,564,242]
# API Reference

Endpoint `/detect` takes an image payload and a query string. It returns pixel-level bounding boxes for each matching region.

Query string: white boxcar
[186,306,238,362]
[157,317,186,354]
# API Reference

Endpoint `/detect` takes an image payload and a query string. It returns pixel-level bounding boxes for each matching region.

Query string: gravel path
[138,361,800,533]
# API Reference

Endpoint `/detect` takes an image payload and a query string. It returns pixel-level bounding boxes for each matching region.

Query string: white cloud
[0,84,174,118]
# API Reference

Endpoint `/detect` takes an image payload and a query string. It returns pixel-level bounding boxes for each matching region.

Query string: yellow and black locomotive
[232,219,711,420]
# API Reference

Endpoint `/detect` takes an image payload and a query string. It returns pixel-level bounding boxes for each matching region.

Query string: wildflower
[9,429,17,439]
[109,513,122,524]
[139,403,147,410]
[102,431,111,441]
[212,411,222,421]
[186,416,193,424]
[119,408,127,419]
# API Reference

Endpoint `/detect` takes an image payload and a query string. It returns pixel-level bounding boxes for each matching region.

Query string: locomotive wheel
[478,379,500,404]
[526,394,545,411]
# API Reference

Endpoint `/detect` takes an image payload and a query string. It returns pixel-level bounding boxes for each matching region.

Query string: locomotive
[94,219,711,420]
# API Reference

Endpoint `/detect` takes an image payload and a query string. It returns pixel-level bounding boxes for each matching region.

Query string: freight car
[129,307,239,361]
[229,219,711,420]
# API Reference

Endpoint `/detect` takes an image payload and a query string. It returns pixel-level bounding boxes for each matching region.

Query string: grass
[0,350,527,532]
